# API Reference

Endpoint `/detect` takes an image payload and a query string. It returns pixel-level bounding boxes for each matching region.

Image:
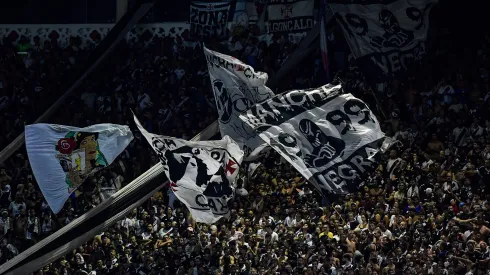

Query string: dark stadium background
[0,0,482,49]
[0,0,484,68]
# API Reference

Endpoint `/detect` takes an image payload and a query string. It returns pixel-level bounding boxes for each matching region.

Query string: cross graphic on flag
[281,5,293,19]
[207,4,214,10]
[225,160,237,176]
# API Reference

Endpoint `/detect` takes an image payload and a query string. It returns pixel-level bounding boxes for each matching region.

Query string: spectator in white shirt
[229,225,244,241]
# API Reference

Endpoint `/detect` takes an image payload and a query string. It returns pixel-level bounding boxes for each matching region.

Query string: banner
[204,46,274,160]
[240,84,385,194]
[329,0,437,79]
[190,2,231,37]
[25,124,133,213]
[134,114,244,224]
[267,0,314,33]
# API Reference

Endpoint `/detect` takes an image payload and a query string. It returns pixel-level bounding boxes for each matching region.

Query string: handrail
[0,8,319,271]
[0,120,219,275]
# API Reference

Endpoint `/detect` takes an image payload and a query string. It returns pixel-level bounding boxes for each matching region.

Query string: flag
[319,0,330,79]
[329,0,438,80]
[239,84,385,194]
[204,46,274,161]
[25,124,133,213]
[190,2,231,37]
[134,114,244,224]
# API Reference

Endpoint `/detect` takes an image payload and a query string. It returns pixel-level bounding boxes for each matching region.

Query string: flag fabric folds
[239,84,385,194]
[204,46,274,160]
[134,114,244,224]
[25,124,133,213]
[329,0,437,80]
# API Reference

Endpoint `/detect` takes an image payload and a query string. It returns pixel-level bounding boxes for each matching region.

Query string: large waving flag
[25,124,133,213]
[240,84,385,194]
[134,114,244,224]
[204,46,274,160]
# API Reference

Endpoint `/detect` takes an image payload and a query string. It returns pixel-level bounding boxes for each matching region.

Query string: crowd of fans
[0,29,315,273]
[1,18,490,275]
[0,35,90,149]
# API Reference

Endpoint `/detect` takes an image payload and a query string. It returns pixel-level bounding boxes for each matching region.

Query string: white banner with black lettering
[190,2,231,37]
[204,46,274,160]
[134,114,244,224]
[267,0,314,33]
[329,0,437,79]
[240,84,385,194]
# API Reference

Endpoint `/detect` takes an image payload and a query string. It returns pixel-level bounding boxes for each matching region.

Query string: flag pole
[0,121,221,275]
[320,0,331,82]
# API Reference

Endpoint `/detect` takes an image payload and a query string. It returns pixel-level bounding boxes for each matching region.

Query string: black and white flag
[240,84,385,194]
[204,47,274,160]
[134,114,244,224]
[267,0,314,33]
[190,2,231,37]
[330,0,437,79]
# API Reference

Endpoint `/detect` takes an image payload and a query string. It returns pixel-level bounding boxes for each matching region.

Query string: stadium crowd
[1,22,490,275]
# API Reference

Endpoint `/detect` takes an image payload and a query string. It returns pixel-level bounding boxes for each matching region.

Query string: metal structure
[0,2,328,272]
[0,121,218,275]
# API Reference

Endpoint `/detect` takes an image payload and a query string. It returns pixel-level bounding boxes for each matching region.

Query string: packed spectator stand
[1,8,490,275]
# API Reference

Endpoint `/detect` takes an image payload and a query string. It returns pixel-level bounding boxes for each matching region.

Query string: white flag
[134,114,244,224]
[204,46,274,161]
[25,124,133,213]
[190,2,231,37]
[240,84,385,194]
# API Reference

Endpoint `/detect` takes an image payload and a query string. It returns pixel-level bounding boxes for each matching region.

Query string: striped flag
[320,0,330,80]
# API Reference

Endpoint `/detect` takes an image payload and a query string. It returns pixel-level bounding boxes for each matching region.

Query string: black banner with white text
[190,2,231,37]
[267,0,314,33]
